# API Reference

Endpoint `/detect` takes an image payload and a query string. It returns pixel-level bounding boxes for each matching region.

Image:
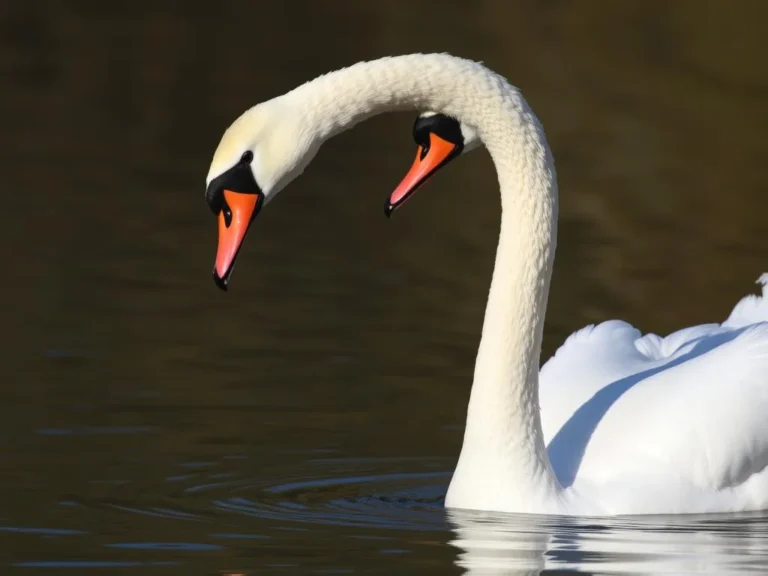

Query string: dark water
[2,2,768,573]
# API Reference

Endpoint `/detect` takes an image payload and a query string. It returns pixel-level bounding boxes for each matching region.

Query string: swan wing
[540,276,768,512]
[537,319,721,440]
[577,321,768,513]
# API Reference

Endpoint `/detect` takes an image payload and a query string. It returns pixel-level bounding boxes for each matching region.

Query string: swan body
[204,53,768,516]
[539,301,768,515]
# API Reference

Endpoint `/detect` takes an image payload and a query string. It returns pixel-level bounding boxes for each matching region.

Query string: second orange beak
[386,132,458,215]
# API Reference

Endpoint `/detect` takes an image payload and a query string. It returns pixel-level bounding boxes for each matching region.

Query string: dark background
[1,1,766,573]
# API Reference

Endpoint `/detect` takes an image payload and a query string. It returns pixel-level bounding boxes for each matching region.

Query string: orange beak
[213,189,262,290]
[386,132,459,216]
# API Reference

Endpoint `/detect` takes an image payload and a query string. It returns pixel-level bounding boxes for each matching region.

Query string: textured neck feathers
[289,54,562,511]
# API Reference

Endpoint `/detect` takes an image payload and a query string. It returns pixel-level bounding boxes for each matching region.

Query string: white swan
[203,53,768,516]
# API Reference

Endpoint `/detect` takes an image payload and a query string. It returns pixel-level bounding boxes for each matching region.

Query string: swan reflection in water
[446,509,768,575]
[144,456,768,574]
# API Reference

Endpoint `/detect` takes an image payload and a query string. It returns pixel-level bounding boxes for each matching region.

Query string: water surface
[2,2,768,574]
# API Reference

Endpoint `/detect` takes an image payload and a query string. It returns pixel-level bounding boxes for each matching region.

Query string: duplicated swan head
[387,113,479,214]
[205,101,476,290]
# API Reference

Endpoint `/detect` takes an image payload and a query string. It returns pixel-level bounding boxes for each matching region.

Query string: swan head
[205,99,321,290]
[204,103,477,290]
[386,112,480,215]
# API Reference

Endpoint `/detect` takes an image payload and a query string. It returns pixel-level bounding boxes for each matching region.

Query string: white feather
[207,53,768,516]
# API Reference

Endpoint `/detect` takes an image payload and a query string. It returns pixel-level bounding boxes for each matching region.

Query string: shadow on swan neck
[289,53,563,512]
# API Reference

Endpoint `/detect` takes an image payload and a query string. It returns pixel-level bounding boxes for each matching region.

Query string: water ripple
[206,464,449,531]
[0,526,86,536]
[106,542,223,551]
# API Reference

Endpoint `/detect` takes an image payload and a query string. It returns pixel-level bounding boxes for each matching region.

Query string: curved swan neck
[288,54,562,510]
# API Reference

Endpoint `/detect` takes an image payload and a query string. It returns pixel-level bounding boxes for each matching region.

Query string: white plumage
[206,53,768,515]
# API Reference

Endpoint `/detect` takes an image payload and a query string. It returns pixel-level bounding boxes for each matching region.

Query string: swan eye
[206,151,261,215]
[412,114,464,152]
[413,125,431,148]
